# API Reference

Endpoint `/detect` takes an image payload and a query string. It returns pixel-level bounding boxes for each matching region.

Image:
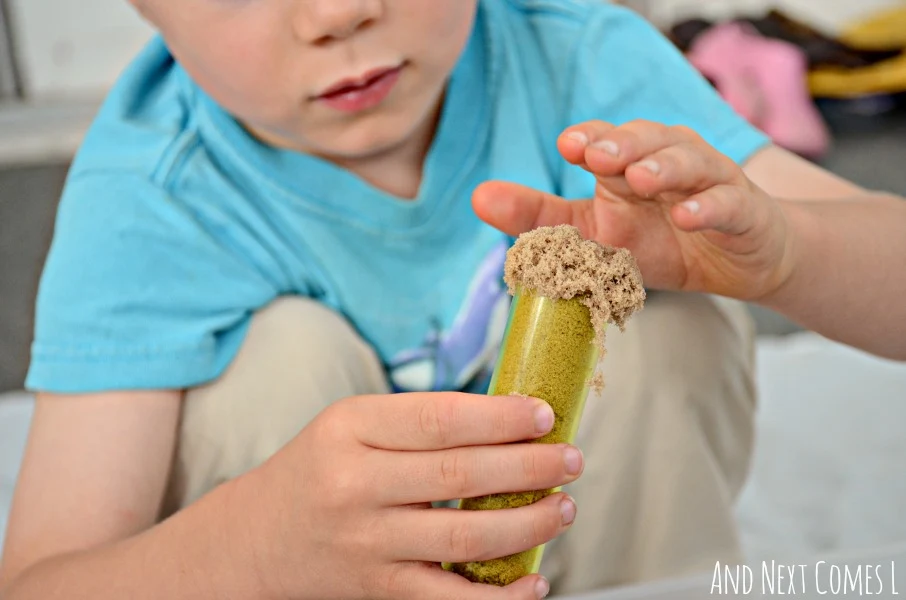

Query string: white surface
[0,99,101,166]
[736,335,906,564]
[0,390,33,555]
[2,333,906,589]
[6,0,152,99]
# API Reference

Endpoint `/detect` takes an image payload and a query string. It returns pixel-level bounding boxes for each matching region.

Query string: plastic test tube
[447,284,601,586]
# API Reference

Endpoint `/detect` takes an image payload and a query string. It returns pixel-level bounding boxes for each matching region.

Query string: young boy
[0,1,882,599]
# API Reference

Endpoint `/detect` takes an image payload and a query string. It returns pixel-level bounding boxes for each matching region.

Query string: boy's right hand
[473,120,796,302]
[238,392,581,600]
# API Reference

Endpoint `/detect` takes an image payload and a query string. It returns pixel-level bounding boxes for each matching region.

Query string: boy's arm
[742,145,866,201]
[0,391,265,598]
[744,146,906,359]
[764,193,906,360]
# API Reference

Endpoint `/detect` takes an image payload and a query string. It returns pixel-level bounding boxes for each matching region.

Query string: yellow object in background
[840,6,906,51]
[809,6,906,98]
[809,53,906,98]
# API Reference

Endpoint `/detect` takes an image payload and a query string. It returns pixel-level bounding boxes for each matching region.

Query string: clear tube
[447,285,601,586]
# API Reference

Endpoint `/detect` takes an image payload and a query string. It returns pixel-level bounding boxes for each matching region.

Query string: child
[0,1,878,598]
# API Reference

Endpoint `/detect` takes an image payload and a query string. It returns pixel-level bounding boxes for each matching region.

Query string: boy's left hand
[473,120,794,301]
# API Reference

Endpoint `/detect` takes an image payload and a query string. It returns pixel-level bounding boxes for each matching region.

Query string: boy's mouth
[315,63,406,113]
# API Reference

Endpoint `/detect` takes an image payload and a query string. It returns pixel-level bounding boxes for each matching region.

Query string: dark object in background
[745,9,902,69]
[817,93,906,132]
[670,10,902,69]
[0,0,20,98]
[668,18,713,52]
[0,165,68,393]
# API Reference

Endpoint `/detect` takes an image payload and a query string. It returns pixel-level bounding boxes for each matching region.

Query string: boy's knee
[247,296,381,368]
[549,294,756,592]
[205,295,389,400]
[602,292,756,409]
[630,291,755,380]
[594,291,756,491]
[166,296,389,511]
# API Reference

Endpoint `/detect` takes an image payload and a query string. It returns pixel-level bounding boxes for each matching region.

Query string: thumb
[669,185,759,236]
[472,181,595,237]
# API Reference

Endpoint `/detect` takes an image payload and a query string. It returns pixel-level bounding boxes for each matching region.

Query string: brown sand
[503,225,646,348]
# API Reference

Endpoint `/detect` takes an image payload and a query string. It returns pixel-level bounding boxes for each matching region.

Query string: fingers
[669,185,758,236]
[348,393,556,451]
[374,443,584,505]
[560,119,691,175]
[558,120,745,198]
[471,180,597,238]
[625,143,745,197]
[558,121,616,169]
[390,493,576,564]
[376,562,549,600]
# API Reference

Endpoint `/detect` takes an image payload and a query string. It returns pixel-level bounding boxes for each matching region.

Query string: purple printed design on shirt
[389,241,510,392]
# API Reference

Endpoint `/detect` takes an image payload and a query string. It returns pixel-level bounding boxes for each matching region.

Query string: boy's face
[132,0,478,159]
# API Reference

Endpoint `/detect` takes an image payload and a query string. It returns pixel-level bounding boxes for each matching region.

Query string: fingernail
[535,577,551,599]
[591,140,620,156]
[564,447,583,476]
[534,401,555,435]
[565,131,588,146]
[634,159,660,174]
[682,200,701,215]
[560,497,577,526]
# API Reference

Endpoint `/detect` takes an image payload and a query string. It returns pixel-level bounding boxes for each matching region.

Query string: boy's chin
[321,111,437,159]
[319,134,416,161]
[249,120,423,161]
[312,130,431,164]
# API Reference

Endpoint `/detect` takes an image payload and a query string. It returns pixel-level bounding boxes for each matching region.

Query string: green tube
[447,284,601,586]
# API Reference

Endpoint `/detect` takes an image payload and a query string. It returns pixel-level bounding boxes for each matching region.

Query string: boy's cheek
[163,8,297,108]
[406,0,478,32]
[396,0,478,54]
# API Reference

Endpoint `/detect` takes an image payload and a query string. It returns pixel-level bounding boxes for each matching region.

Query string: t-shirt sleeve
[563,6,770,197]
[26,171,279,394]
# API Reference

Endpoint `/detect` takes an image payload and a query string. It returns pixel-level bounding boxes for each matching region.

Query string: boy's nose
[294,0,383,44]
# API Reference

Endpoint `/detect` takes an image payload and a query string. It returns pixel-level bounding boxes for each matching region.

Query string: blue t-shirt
[27,0,769,394]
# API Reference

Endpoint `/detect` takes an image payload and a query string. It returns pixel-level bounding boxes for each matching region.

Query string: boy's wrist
[757,198,814,312]
[222,466,288,600]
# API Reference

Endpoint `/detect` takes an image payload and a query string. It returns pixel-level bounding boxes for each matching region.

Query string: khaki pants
[163,292,756,595]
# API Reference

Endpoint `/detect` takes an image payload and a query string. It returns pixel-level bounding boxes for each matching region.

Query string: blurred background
[1,0,906,582]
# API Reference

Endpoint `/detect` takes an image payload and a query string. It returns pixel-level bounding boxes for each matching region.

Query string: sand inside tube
[503,225,646,349]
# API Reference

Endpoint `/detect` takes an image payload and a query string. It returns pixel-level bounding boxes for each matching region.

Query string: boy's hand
[473,120,795,301]
[239,393,579,600]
